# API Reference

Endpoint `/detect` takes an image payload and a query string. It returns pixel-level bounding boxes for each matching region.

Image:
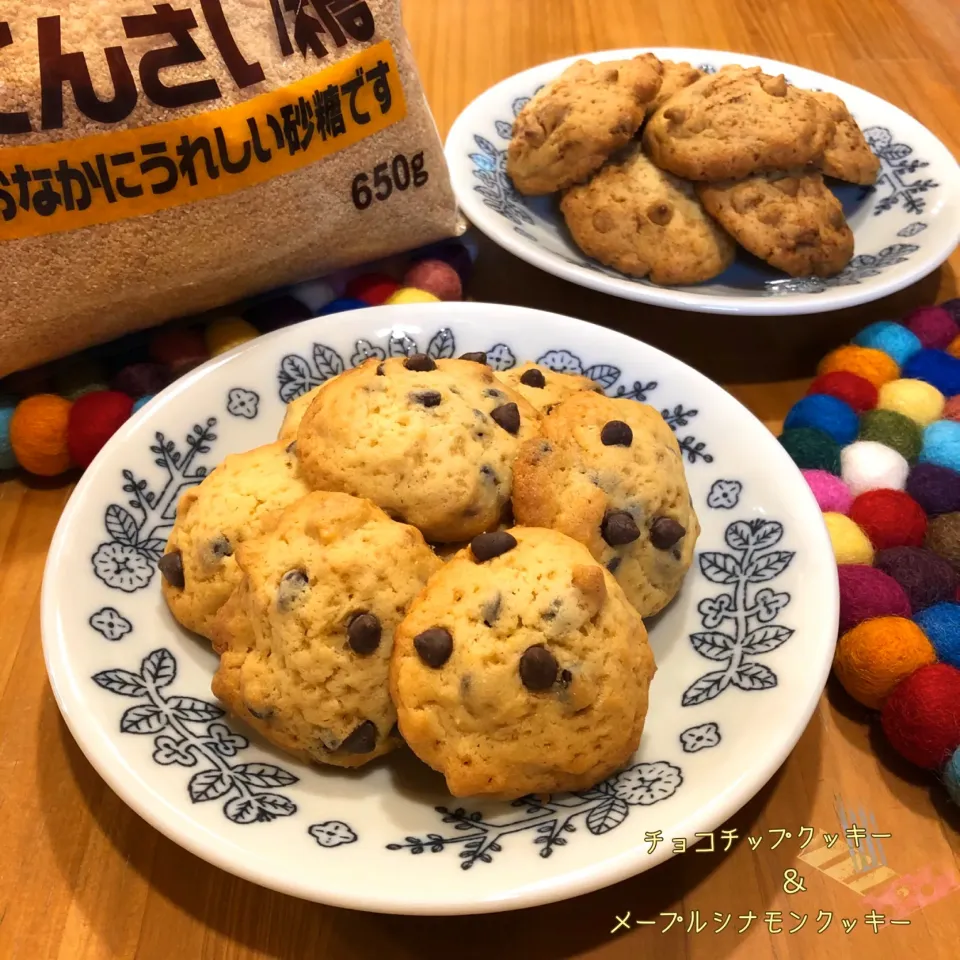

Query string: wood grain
[1,1,957,957]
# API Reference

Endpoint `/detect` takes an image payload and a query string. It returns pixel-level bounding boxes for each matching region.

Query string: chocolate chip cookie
[211,491,442,768]
[810,91,880,185]
[389,526,655,798]
[159,441,312,639]
[278,383,330,445]
[496,361,602,413]
[696,170,854,278]
[560,143,736,284]
[512,392,700,617]
[295,355,540,542]
[507,55,663,195]
[642,66,834,180]
[645,60,703,116]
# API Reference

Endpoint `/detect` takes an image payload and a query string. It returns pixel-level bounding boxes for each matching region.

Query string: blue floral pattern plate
[444,48,960,315]
[42,303,838,915]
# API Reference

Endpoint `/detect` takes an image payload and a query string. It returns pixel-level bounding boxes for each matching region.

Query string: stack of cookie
[507,57,879,283]
[158,355,699,798]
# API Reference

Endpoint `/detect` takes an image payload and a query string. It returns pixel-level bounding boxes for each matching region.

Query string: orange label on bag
[0,39,405,241]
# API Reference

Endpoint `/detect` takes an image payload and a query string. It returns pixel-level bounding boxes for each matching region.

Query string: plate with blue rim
[444,47,960,315]
[42,302,837,915]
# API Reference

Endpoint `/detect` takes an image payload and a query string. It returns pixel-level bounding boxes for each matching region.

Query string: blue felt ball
[132,395,154,413]
[945,747,960,805]
[783,394,859,446]
[318,297,368,315]
[920,420,960,471]
[853,321,922,367]
[0,396,16,470]
[902,349,960,397]
[914,602,960,668]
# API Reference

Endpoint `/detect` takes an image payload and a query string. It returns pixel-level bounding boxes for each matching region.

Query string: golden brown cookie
[810,91,880,185]
[560,143,736,285]
[159,442,312,639]
[496,361,602,413]
[697,170,854,278]
[389,526,656,798]
[513,392,700,617]
[295,355,540,542]
[642,66,834,180]
[507,55,663,195]
[645,60,703,116]
[277,382,332,445]
[211,491,442,769]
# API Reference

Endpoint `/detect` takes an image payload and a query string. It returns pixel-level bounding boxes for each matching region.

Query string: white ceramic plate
[42,302,838,915]
[445,48,960,315]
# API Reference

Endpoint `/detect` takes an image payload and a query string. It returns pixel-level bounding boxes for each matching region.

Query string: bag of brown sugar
[0,0,461,376]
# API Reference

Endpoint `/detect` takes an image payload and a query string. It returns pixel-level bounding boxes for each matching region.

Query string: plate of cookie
[445,48,960,315]
[42,302,837,914]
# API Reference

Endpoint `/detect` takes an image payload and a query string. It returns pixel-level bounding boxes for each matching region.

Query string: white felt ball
[841,440,909,496]
[290,278,335,313]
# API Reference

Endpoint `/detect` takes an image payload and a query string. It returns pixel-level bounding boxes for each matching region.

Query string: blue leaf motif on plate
[583,364,621,389]
[426,328,456,359]
[863,126,939,216]
[351,339,386,366]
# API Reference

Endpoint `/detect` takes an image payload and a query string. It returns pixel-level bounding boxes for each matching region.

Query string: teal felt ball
[945,746,960,805]
[780,427,842,475]
[914,602,960,668]
[920,420,960,471]
[132,395,154,414]
[784,394,859,446]
[0,396,16,470]
[854,321,923,367]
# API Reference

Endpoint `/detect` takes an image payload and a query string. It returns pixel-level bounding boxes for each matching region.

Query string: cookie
[642,66,834,180]
[295,355,540,542]
[560,143,736,285]
[512,392,700,617]
[211,491,442,768]
[507,55,663,195]
[159,442,312,638]
[645,60,703,116]
[697,170,854,278]
[496,361,602,413]
[810,91,880,185]
[278,382,330,445]
[389,526,655,798]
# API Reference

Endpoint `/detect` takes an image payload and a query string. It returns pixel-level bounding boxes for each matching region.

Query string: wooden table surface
[2,1,959,957]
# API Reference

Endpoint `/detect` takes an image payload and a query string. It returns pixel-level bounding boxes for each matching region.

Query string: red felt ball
[403,260,463,301]
[345,273,401,306]
[807,371,878,413]
[67,391,134,468]
[848,489,928,550]
[881,663,960,769]
[148,326,209,376]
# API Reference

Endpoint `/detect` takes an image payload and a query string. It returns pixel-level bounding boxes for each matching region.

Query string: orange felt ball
[9,394,74,476]
[848,489,928,550]
[948,334,960,360]
[833,616,936,709]
[817,345,900,389]
[67,391,134,468]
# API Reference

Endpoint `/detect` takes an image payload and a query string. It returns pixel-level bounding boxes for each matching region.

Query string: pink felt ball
[403,260,463,302]
[905,306,960,350]
[837,564,912,633]
[802,469,853,514]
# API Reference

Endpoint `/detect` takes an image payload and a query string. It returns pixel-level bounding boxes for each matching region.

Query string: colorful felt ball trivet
[780,298,960,804]
[0,239,475,478]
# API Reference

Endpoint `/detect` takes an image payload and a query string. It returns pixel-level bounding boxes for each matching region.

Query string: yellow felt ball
[877,378,945,427]
[384,287,441,305]
[9,394,74,476]
[834,617,936,709]
[823,512,874,564]
[817,345,899,389]
[204,317,259,357]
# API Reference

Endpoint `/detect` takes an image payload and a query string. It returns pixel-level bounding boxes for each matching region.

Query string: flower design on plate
[486,343,516,371]
[609,761,684,805]
[88,606,133,641]
[226,388,259,419]
[91,542,156,592]
[864,126,939,216]
[707,479,742,509]
[309,821,359,848]
[680,722,722,754]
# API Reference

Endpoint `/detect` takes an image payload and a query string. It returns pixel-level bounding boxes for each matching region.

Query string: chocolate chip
[412,390,442,407]
[210,535,233,559]
[405,353,436,372]
[601,510,641,546]
[482,593,501,627]
[519,645,558,691]
[347,612,381,655]
[519,368,546,388]
[606,556,622,574]
[459,351,487,364]
[376,362,385,376]
[285,441,296,455]
[542,597,562,621]
[247,705,273,720]
[339,720,378,754]
[277,569,308,610]
[650,516,686,549]
[484,387,505,400]
[600,420,633,447]
[471,531,517,562]
[559,669,573,687]
[490,402,520,435]
[480,464,499,484]
[158,550,184,589]
[414,627,453,667]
